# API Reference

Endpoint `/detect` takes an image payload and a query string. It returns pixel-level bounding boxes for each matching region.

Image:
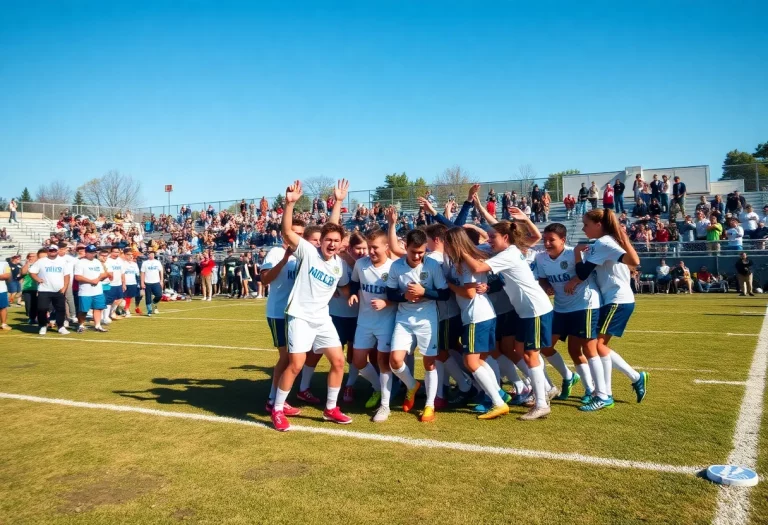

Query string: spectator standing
[650,174,662,203]
[7,254,22,307]
[632,174,644,204]
[735,252,755,296]
[501,192,511,220]
[8,198,19,223]
[183,257,198,298]
[695,211,710,241]
[486,193,497,218]
[695,196,711,216]
[711,195,726,224]
[655,221,670,250]
[726,191,746,215]
[587,181,599,210]
[760,205,768,225]
[671,176,687,220]
[541,189,551,221]
[725,217,744,251]
[529,185,541,205]
[602,183,614,210]
[224,249,240,297]
[21,251,40,324]
[614,178,626,213]
[679,216,696,246]
[660,175,671,214]
[29,245,70,335]
[168,255,182,293]
[563,194,576,219]
[577,183,588,216]
[199,251,216,301]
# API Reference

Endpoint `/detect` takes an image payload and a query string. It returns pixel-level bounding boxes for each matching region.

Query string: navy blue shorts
[105,286,124,303]
[7,280,20,293]
[0,292,8,309]
[553,309,600,341]
[125,284,139,300]
[495,310,518,341]
[267,317,286,348]
[331,315,357,345]
[439,315,463,350]
[462,318,496,354]
[598,303,635,337]
[516,311,553,352]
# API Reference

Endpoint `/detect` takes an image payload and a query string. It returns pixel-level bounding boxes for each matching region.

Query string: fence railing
[633,239,766,257]
[721,162,768,192]
[18,202,129,222]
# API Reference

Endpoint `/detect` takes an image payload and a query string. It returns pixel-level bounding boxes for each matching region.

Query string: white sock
[444,356,471,392]
[546,352,573,381]
[600,355,613,397]
[435,360,445,398]
[345,363,359,387]
[472,367,504,407]
[104,305,111,317]
[515,358,531,379]
[543,364,554,391]
[588,357,608,400]
[299,365,315,392]
[405,352,415,375]
[610,350,641,383]
[380,371,393,408]
[424,368,438,408]
[529,362,549,409]
[274,388,290,412]
[269,383,277,402]
[498,354,525,393]
[326,386,340,410]
[392,363,417,390]
[576,363,594,394]
[359,363,380,392]
[485,357,501,385]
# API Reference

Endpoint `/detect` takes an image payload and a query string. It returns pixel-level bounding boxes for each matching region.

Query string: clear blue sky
[1,1,765,207]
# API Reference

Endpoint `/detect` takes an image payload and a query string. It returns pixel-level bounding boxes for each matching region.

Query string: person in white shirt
[0,259,10,331]
[29,245,71,335]
[694,211,711,240]
[57,241,78,324]
[105,246,127,320]
[656,258,671,291]
[271,180,352,432]
[73,245,109,332]
[569,209,649,410]
[739,205,759,235]
[140,250,164,316]
[725,217,744,250]
[122,249,141,317]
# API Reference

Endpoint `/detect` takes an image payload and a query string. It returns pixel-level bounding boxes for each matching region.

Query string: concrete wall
[563,165,710,198]
[638,253,768,284]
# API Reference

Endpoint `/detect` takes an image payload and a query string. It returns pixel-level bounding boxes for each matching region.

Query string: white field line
[0,391,703,476]
[163,302,262,314]
[5,334,275,353]
[625,330,757,337]
[693,380,747,386]
[712,304,768,525]
[739,311,766,316]
[132,317,260,322]
[637,367,715,373]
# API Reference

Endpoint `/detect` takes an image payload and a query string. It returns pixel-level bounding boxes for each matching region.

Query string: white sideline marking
[132,317,260,323]
[637,367,715,373]
[693,380,747,386]
[6,335,275,353]
[625,330,756,337]
[712,305,768,525]
[0,391,703,476]
[739,311,765,316]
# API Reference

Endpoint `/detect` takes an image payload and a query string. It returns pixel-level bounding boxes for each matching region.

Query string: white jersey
[0,261,8,293]
[352,256,396,328]
[124,261,140,286]
[386,256,448,322]
[486,245,553,319]
[453,266,496,325]
[30,256,69,293]
[285,238,348,322]
[583,235,634,305]
[106,257,124,287]
[74,258,105,297]
[62,254,77,278]
[426,251,461,321]
[478,244,512,315]
[536,247,600,313]
[141,259,163,284]
[329,258,359,318]
[261,246,297,319]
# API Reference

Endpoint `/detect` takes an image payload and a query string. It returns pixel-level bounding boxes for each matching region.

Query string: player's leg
[389,322,420,413]
[297,350,323,404]
[596,304,648,403]
[272,316,313,431]
[352,325,382,408]
[467,319,509,420]
[266,318,300,416]
[373,349,393,422]
[316,318,352,424]
[518,313,553,421]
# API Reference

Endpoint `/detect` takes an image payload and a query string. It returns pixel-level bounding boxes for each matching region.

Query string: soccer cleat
[124,311,132,318]
[402,381,421,412]
[135,307,142,314]
[632,371,649,403]
[420,406,436,422]
[77,325,85,333]
[266,401,302,416]
[547,385,561,402]
[510,390,533,406]
[365,391,382,409]
[473,403,490,414]
[518,406,551,421]
[94,325,108,332]
[449,386,477,405]
[323,406,352,424]
[434,396,447,410]
[271,410,291,432]
[343,386,355,403]
[153,307,160,314]
[102,317,112,325]
[147,313,152,317]
[372,405,390,422]
[580,391,594,405]
[556,373,581,400]
[38,327,47,336]
[499,389,513,404]
[58,327,70,335]
[477,403,510,420]
[0,324,12,331]
[579,396,615,412]
[297,389,322,404]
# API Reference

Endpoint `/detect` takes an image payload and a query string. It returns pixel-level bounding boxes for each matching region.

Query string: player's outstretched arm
[282,180,303,250]
[386,206,406,257]
[329,179,349,225]
[472,193,498,225]
[508,207,542,246]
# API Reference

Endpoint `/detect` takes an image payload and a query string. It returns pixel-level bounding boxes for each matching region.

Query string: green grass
[0,295,767,524]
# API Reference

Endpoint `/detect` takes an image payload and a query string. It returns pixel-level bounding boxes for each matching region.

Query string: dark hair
[303,225,322,239]
[365,229,387,243]
[490,220,527,249]
[321,222,344,239]
[444,227,488,273]
[543,223,567,239]
[348,231,366,248]
[464,227,481,245]
[292,218,307,228]
[406,229,427,247]
[584,209,623,242]
[424,223,447,242]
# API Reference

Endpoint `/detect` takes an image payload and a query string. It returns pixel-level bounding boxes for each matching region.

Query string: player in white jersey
[105,246,126,320]
[272,180,352,432]
[140,250,164,316]
[385,229,450,423]
[537,224,599,406]
[73,245,110,332]
[348,229,396,420]
[571,209,649,409]
[443,227,511,420]
[261,218,306,418]
[122,249,141,317]
[29,245,71,335]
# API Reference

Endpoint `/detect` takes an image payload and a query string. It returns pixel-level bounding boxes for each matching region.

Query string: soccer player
[444,227,510,420]
[271,180,352,432]
[460,221,555,420]
[0,257,10,331]
[29,245,71,335]
[570,209,649,409]
[386,229,450,423]
[122,249,140,317]
[140,250,164,316]
[348,229,396,420]
[536,224,599,404]
[105,246,126,320]
[73,245,109,332]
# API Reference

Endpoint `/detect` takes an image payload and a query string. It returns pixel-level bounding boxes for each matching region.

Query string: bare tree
[433,165,476,204]
[35,181,73,204]
[515,163,538,196]
[78,170,143,211]
[303,176,335,200]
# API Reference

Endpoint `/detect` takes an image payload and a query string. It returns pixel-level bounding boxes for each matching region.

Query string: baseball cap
[85,245,98,253]
[47,245,58,251]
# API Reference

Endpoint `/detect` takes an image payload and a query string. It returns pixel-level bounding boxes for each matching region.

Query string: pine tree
[72,190,86,214]
[18,187,32,202]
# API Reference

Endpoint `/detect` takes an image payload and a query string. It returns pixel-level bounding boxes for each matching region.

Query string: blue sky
[1,1,765,207]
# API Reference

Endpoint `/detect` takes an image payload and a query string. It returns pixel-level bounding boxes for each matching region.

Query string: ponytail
[584,209,631,250]
[491,220,527,250]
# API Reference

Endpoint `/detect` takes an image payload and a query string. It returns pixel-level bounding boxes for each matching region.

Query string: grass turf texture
[0,295,766,524]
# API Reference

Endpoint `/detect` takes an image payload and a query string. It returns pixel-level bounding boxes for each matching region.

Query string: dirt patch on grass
[242,461,312,482]
[57,471,163,514]
[171,507,196,520]
[8,363,37,369]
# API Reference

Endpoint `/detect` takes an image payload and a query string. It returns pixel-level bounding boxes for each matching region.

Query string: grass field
[1,294,767,524]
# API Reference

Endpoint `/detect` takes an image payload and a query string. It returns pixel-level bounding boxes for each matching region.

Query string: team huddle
[264,180,649,431]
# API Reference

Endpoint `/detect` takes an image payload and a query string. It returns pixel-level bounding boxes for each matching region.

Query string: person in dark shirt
[632,198,649,218]
[223,250,240,297]
[648,198,662,218]
[650,174,662,202]
[183,258,198,298]
[735,252,754,296]
[614,178,626,214]
[577,183,589,216]
[672,176,687,219]
[726,191,746,214]
[167,255,182,293]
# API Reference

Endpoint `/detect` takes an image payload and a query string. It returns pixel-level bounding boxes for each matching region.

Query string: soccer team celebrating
[265,180,649,431]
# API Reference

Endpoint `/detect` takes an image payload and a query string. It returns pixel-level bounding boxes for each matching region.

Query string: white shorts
[354,318,396,352]
[287,315,341,354]
[391,315,438,357]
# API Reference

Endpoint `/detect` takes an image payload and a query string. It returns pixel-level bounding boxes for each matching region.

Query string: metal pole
[756,163,760,192]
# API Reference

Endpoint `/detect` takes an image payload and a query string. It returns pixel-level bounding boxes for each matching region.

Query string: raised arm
[509,207,542,246]
[386,206,406,257]
[282,181,304,250]
[329,179,349,225]
[461,252,492,274]
[472,193,498,225]
[453,184,480,226]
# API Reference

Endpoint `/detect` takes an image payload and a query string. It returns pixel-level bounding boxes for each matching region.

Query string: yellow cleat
[420,406,436,422]
[402,381,421,413]
[477,403,510,420]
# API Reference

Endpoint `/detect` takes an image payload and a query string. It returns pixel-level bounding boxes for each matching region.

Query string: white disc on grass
[706,465,759,487]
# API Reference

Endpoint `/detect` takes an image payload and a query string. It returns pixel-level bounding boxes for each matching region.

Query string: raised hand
[468,183,481,202]
[417,197,436,215]
[385,206,398,224]
[286,181,303,204]
[508,207,528,221]
[333,179,350,202]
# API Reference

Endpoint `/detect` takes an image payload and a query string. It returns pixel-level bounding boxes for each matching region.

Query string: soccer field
[1,295,767,524]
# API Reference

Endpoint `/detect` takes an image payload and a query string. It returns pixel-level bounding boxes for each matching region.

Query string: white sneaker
[94,325,108,332]
[77,325,85,333]
[372,406,391,423]
[63,320,69,328]
[102,317,112,325]
[208,297,212,301]
[518,406,551,421]
[39,326,47,335]
[58,327,70,335]
[69,317,78,324]
[124,311,131,318]
[153,307,160,314]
